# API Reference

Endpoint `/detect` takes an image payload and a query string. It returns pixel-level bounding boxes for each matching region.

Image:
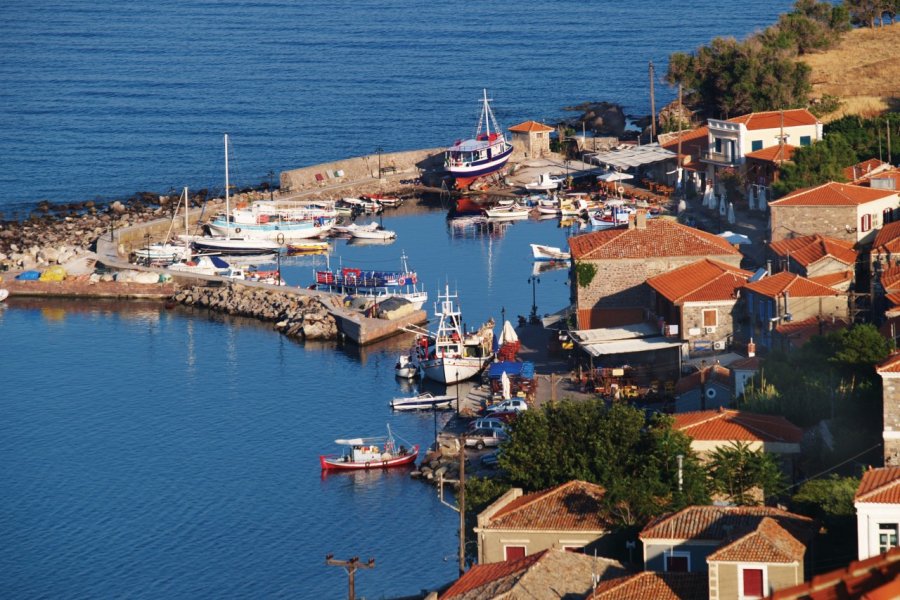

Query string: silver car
[465,428,509,450]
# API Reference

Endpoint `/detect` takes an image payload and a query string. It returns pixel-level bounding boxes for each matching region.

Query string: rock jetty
[174,284,340,341]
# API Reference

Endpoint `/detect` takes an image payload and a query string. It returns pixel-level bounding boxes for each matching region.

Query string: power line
[325,554,375,600]
[785,442,882,492]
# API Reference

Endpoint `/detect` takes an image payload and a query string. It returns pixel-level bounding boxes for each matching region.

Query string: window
[715,138,722,153]
[665,554,689,572]
[751,140,763,152]
[800,135,811,146]
[703,309,718,328]
[741,567,765,599]
[536,132,543,138]
[504,545,526,561]
[879,524,899,553]
[885,208,894,225]
[862,213,873,232]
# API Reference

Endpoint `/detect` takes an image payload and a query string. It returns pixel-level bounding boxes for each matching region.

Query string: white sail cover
[501,371,511,399]
[727,202,736,224]
[498,320,519,345]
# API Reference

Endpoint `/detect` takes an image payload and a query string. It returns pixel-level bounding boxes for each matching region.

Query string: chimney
[627,213,637,230]
[636,210,648,230]
[766,260,772,275]
[747,338,756,357]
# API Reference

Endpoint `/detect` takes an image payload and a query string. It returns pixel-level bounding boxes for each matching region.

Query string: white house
[854,466,900,560]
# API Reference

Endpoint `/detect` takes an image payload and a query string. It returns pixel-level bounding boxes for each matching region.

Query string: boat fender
[235,227,241,234]
[365,461,371,469]
[276,233,285,245]
[617,186,624,194]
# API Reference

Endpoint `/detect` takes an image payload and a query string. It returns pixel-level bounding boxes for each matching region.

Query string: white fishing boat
[410,285,494,384]
[190,236,282,255]
[132,243,188,265]
[364,193,403,208]
[530,244,571,261]
[524,172,563,191]
[535,198,561,215]
[350,224,397,240]
[589,205,633,229]
[168,254,239,277]
[389,392,456,411]
[339,196,383,214]
[395,353,418,379]
[483,203,530,220]
[445,89,514,188]
[0,289,8,302]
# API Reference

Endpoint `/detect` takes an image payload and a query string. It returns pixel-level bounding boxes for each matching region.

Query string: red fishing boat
[319,425,419,471]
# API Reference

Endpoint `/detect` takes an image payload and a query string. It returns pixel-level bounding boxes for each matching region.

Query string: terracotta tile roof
[873,221,900,252]
[843,158,891,182]
[745,144,796,163]
[769,234,858,268]
[588,571,708,600]
[855,467,900,504]
[674,408,803,444]
[881,266,900,291]
[775,315,850,349]
[660,126,710,149]
[876,353,900,374]
[730,356,762,371]
[576,308,646,329]
[742,271,841,299]
[441,548,629,600]
[727,109,819,130]
[708,517,806,563]
[863,171,900,191]
[887,293,900,310]
[640,505,814,543]
[485,480,610,531]
[807,270,854,289]
[508,120,555,133]
[768,546,900,600]
[569,219,740,260]
[647,259,752,303]
[674,364,732,394]
[770,181,896,207]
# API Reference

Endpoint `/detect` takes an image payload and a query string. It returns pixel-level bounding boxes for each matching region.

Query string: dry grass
[801,23,900,122]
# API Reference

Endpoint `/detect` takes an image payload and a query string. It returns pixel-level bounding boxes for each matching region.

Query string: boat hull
[192,237,281,255]
[531,244,571,261]
[319,446,419,471]
[420,356,490,384]
[389,397,454,411]
[207,219,334,240]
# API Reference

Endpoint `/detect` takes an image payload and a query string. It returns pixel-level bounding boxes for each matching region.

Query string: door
[742,568,764,598]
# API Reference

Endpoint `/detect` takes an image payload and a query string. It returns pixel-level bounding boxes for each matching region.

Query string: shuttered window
[862,213,873,232]
[504,546,526,561]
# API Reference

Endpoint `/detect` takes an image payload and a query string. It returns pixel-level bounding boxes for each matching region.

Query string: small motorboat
[350,224,397,240]
[287,240,330,255]
[364,193,403,208]
[524,172,563,191]
[0,289,9,302]
[530,243,571,261]
[483,203,530,220]
[395,353,418,379]
[389,392,455,411]
[320,425,419,471]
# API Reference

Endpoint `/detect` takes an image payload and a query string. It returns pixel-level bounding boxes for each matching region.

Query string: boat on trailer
[319,425,418,471]
[389,392,456,411]
[445,89,514,189]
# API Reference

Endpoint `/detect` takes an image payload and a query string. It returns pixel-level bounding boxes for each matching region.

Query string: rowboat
[389,392,455,411]
[287,240,330,255]
[530,243,571,261]
[319,425,418,471]
[395,353,418,379]
[483,203,529,220]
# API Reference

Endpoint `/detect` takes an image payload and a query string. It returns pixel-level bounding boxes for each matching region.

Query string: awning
[587,143,676,171]
[576,336,683,357]
[571,322,660,344]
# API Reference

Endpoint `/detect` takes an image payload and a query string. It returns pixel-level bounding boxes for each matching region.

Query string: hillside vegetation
[802,23,900,121]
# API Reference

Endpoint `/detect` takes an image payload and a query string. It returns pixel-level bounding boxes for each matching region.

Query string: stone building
[507,120,554,159]
[768,182,900,245]
[768,234,858,293]
[568,215,742,329]
[876,354,900,466]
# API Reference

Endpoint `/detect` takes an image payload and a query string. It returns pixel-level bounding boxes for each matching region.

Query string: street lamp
[376,147,384,178]
[527,276,540,322]
[267,170,275,201]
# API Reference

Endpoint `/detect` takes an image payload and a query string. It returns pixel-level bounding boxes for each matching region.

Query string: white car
[484,398,528,415]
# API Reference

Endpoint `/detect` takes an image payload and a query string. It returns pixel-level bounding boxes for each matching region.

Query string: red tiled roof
[881,266,900,291]
[674,365,732,394]
[647,259,752,304]
[770,181,896,207]
[863,171,900,191]
[843,158,890,182]
[508,120,554,133]
[730,356,762,371]
[873,221,900,252]
[775,315,850,349]
[660,126,710,149]
[807,270,854,289]
[743,271,841,299]
[485,480,610,531]
[769,234,858,268]
[569,219,740,260]
[708,517,806,563]
[768,546,900,600]
[640,505,814,543]
[745,144,796,163]
[887,293,900,309]
[728,109,819,130]
[876,353,900,374]
[674,408,803,444]
[589,572,708,600]
[855,467,900,504]
[441,550,546,598]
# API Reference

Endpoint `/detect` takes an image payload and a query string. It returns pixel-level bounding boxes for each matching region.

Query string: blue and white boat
[444,89,514,188]
[206,214,335,241]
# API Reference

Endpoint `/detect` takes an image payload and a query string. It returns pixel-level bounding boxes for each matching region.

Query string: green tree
[707,441,786,505]
[771,132,857,197]
[499,401,709,527]
[792,474,861,571]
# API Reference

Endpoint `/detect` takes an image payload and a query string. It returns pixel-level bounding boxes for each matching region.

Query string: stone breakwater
[174,284,340,341]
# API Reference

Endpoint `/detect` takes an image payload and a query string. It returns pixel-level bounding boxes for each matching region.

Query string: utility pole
[458,435,466,577]
[325,554,375,600]
[648,61,656,143]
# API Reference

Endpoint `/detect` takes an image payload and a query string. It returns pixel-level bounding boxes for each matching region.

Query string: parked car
[481,449,502,468]
[483,398,528,415]
[488,411,520,424]
[467,417,507,433]
[465,428,508,450]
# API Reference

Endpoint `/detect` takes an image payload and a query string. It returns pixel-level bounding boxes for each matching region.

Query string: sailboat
[444,89,514,189]
[166,187,242,277]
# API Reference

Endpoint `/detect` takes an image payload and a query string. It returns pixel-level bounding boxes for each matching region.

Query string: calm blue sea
[0,1,793,598]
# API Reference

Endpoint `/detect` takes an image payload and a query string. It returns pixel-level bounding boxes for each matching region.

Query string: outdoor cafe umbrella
[718,194,727,216]
[727,201,736,224]
[501,370,511,400]
[746,184,755,211]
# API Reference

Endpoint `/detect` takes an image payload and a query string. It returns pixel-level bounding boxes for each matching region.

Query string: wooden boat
[445,89,514,188]
[530,244,571,261]
[287,240,330,255]
[389,392,455,411]
[524,172,563,191]
[319,425,418,471]
[395,353,418,379]
[364,193,403,208]
[483,203,529,220]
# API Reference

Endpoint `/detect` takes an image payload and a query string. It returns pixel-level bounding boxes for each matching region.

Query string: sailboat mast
[483,89,491,137]
[225,133,230,240]
[183,187,191,262]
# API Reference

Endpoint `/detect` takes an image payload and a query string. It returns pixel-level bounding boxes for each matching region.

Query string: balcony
[700,150,739,166]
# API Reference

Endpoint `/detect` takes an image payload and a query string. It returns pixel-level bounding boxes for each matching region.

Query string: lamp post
[500,306,506,325]
[527,276,540,322]
[376,147,383,178]
[267,170,275,201]
[144,232,151,265]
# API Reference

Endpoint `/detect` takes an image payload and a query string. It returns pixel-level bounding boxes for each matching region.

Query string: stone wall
[279,148,444,193]
[681,301,738,348]
[882,373,900,465]
[770,205,858,244]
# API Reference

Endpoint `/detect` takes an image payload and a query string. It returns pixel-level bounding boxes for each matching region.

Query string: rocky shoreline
[174,284,340,341]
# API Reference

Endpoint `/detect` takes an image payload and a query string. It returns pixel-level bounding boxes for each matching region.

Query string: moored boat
[0,289,8,302]
[483,203,529,220]
[395,353,418,378]
[530,243,571,261]
[319,425,419,471]
[445,89,514,188]
[389,392,455,411]
[312,252,427,309]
